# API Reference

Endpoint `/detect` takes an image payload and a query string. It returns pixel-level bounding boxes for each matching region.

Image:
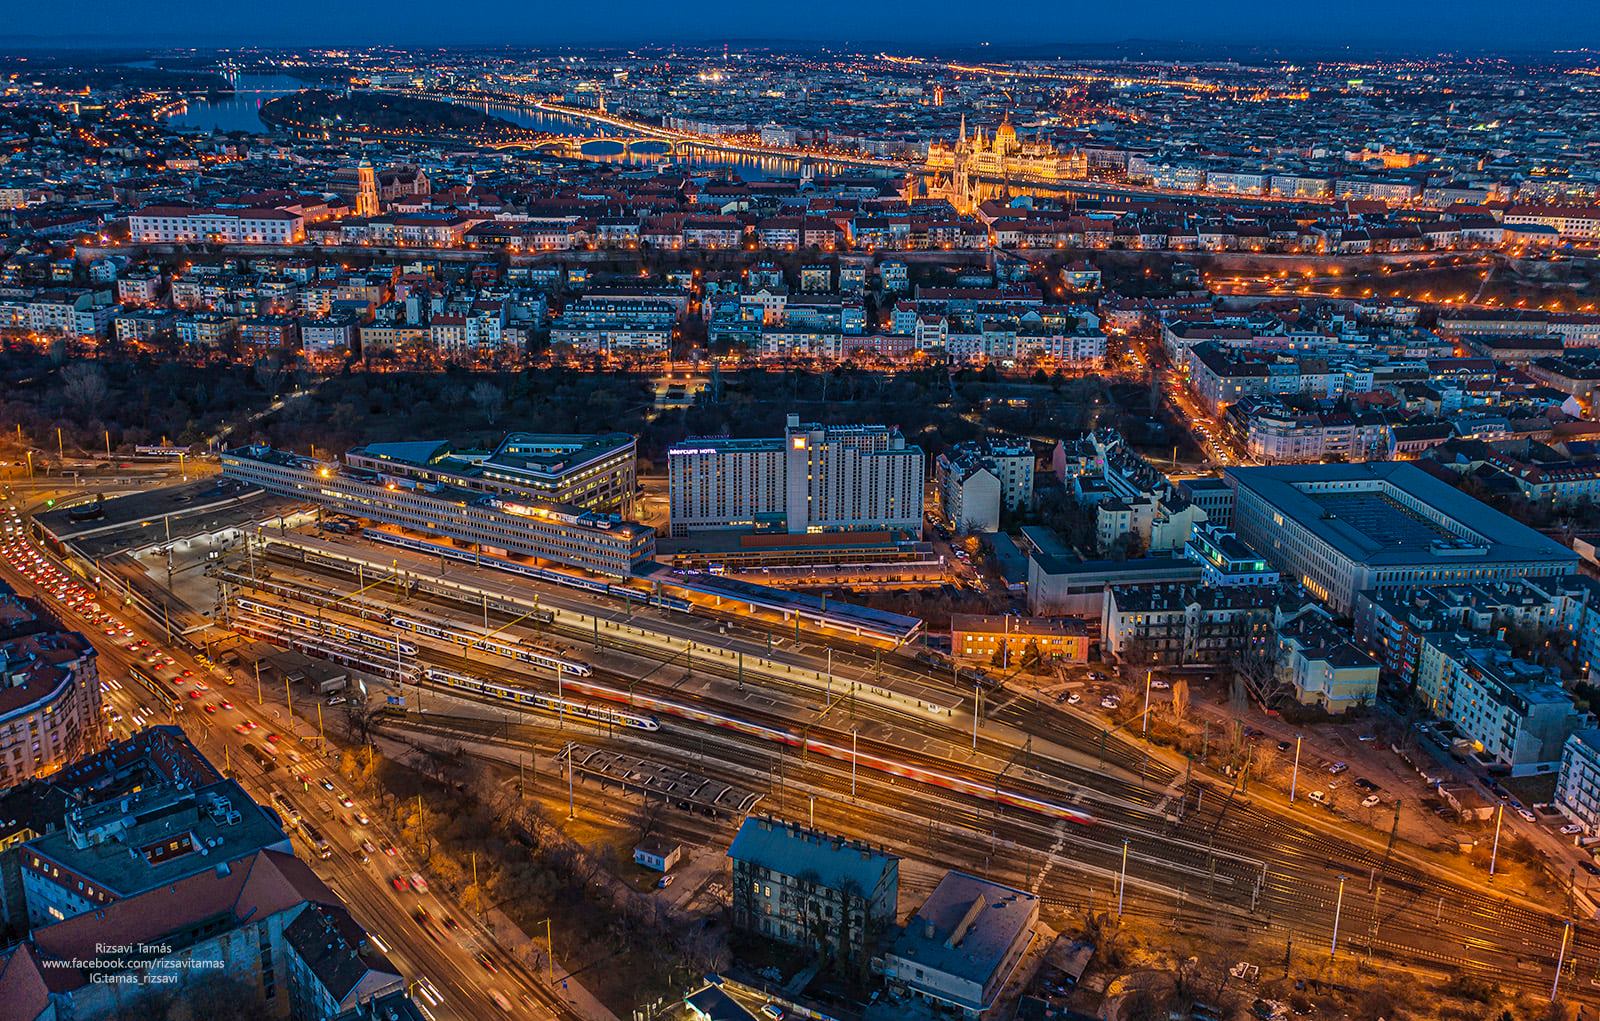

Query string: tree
[1169,678,1190,721]
[60,362,109,417]
[471,380,506,424]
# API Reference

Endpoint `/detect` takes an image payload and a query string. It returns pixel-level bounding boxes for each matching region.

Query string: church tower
[355,158,379,217]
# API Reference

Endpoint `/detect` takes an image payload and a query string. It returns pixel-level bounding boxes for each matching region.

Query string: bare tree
[1169,678,1191,721]
[61,362,109,417]
[471,380,506,424]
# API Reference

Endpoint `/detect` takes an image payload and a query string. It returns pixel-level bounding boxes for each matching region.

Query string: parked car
[1308,790,1327,804]
[1560,823,1585,836]
[1328,761,1349,775]
[1361,794,1381,809]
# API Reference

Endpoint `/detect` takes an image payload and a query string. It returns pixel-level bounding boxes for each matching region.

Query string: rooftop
[1225,462,1576,569]
[727,817,897,893]
[889,870,1037,1000]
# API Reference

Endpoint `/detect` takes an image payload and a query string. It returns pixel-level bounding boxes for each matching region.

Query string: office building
[668,413,924,539]
[1226,463,1577,614]
[883,871,1039,1019]
[222,445,654,578]
[346,432,637,516]
[0,585,101,789]
[727,817,899,973]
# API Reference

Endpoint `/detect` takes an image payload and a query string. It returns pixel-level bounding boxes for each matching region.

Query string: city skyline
[3,32,1600,1021]
[8,0,1600,53]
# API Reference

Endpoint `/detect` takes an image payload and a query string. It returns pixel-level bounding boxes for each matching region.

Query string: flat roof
[1225,462,1576,569]
[34,479,300,559]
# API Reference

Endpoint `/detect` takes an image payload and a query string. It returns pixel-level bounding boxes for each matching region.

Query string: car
[1518,808,1537,823]
[340,796,355,809]
[187,689,203,700]
[1357,734,1376,742]
[384,845,398,857]
[476,952,499,974]
[180,669,193,678]
[1307,790,1327,804]
[361,839,376,855]
[1583,861,1600,877]
[1277,740,1293,753]
[265,733,281,744]
[1054,691,1069,703]
[1361,794,1381,809]
[391,875,408,892]
[442,914,460,931]
[355,812,370,826]
[220,700,233,710]
[657,874,674,889]
[759,1006,785,1021]
[1100,697,1119,709]
[1328,761,1349,775]
[319,778,336,791]
[1067,692,1081,705]
[1561,823,1585,836]
[203,703,216,714]
[1150,678,1170,690]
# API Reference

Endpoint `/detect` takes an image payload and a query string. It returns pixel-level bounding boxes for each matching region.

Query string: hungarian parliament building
[925,114,1090,209]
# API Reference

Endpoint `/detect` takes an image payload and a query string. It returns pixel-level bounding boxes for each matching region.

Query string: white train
[389,614,591,676]
[234,596,416,656]
[422,667,656,731]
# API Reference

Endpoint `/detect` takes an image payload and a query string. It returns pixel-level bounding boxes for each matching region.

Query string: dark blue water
[166,73,306,134]
[167,73,889,182]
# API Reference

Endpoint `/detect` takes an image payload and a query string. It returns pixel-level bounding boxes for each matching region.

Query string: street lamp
[1117,838,1130,917]
[1331,874,1347,958]
[1289,734,1302,803]
[1142,669,1153,740]
[1489,803,1504,878]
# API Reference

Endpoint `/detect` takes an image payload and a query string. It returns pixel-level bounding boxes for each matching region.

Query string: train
[552,674,1096,825]
[421,666,658,731]
[389,614,591,676]
[234,596,416,656]
[416,660,1092,825]
[229,616,418,684]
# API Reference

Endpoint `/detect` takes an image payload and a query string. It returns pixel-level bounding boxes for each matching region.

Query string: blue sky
[9,0,1600,52]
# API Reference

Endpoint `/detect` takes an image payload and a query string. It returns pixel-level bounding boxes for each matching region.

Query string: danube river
[167,73,894,182]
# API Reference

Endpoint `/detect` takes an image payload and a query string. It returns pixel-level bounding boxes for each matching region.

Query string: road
[0,488,575,1021]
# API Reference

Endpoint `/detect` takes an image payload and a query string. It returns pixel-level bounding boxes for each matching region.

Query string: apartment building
[668,414,924,538]
[727,817,898,973]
